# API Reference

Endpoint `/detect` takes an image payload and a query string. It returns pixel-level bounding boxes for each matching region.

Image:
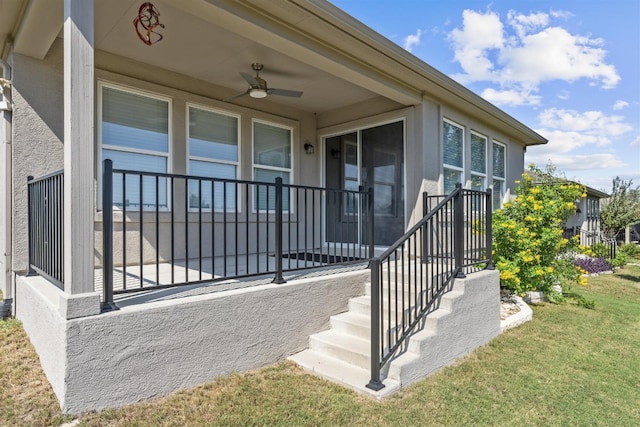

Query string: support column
[62,0,99,314]
[0,59,12,304]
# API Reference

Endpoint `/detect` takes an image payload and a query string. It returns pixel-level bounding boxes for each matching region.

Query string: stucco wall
[15,276,67,400]
[17,269,368,413]
[388,269,501,385]
[11,39,65,273]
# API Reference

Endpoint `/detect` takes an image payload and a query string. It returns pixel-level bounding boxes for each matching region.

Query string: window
[470,132,487,191]
[492,141,506,210]
[100,83,170,210]
[443,119,464,194]
[187,105,239,211]
[253,120,292,211]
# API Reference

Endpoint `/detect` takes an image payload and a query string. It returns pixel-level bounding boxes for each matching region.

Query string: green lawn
[2,264,639,426]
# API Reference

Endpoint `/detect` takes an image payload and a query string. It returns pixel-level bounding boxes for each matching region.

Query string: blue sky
[331,0,640,192]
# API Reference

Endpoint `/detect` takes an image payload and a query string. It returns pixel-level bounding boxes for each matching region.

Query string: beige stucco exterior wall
[16,268,369,413]
[11,39,65,274]
[9,37,531,274]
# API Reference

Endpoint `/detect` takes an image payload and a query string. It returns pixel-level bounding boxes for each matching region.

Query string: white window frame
[98,81,172,211]
[186,103,241,213]
[470,131,487,191]
[492,140,507,209]
[251,119,294,213]
[442,118,465,193]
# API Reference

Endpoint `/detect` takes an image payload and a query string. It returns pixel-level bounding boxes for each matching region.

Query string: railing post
[422,191,428,264]
[454,183,466,278]
[423,191,428,217]
[26,176,35,275]
[366,258,384,391]
[101,159,118,312]
[367,186,375,259]
[272,177,285,284]
[485,188,494,270]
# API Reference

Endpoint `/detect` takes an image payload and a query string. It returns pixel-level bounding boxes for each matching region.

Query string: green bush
[619,243,640,257]
[611,252,627,268]
[493,164,586,294]
[590,243,611,260]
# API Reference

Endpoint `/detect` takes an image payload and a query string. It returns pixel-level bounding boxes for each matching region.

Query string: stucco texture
[17,269,367,413]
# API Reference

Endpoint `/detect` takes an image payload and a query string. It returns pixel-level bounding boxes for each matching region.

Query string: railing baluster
[235,181,239,276]
[273,177,285,284]
[245,183,250,274]
[198,179,203,280]
[122,173,127,291]
[155,176,160,286]
[223,182,227,277]
[170,176,175,285]
[486,188,494,270]
[102,159,117,311]
[185,178,189,284]
[139,173,144,288]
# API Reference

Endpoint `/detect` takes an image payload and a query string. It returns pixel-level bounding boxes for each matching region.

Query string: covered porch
[2,0,502,413]
[6,0,428,319]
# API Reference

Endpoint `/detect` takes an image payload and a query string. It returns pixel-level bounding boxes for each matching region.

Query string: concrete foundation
[16,268,367,413]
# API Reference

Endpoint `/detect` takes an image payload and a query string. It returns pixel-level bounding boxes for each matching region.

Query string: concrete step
[289,270,501,400]
[309,329,371,370]
[366,278,465,310]
[287,349,400,399]
[349,294,451,320]
[330,310,405,340]
[330,311,371,339]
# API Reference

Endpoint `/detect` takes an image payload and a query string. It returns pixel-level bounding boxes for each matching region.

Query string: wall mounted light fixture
[304,143,315,154]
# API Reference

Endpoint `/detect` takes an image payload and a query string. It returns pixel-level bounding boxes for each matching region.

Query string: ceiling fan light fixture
[249,88,267,98]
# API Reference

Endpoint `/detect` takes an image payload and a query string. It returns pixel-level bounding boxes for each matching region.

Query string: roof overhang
[0,0,548,145]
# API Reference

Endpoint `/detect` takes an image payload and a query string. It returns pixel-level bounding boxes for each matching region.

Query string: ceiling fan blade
[224,90,249,102]
[239,72,259,86]
[268,88,303,98]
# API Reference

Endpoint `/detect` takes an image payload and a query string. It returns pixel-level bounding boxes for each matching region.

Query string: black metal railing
[366,183,493,390]
[101,159,373,306]
[27,170,64,289]
[563,226,617,259]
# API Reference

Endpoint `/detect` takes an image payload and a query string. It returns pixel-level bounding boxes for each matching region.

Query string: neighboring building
[564,185,609,245]
[0,0,546,413]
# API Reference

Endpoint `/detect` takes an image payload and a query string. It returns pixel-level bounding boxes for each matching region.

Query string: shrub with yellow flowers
[493,164,587,295]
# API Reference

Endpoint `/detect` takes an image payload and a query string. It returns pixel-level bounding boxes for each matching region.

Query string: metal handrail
[366,184,493,390]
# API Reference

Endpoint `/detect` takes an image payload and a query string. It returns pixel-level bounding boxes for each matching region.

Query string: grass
[1,263,639,426]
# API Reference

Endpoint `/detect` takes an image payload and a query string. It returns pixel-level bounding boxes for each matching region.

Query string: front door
[324,121,405,247]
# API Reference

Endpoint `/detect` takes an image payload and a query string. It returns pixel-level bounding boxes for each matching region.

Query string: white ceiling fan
[225,63,303,101]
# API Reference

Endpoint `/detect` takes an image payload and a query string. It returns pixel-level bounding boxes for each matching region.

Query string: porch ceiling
[96,0,385,114]
[5,0,388,113]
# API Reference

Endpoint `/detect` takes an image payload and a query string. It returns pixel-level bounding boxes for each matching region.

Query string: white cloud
[449,10,504,83]
[481,87,541,106]
[533,129,609,154]
[631,136,640,148]
[447,9,620,106]
[507,11,549,38]
[613,100,629,110]
[526,152,626,171]
[550,9,574,19]
[499,27,620,89]
[403,29,422,52]
[539,108,632,136]
[557,90,570,100]
[528,108,634,177]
